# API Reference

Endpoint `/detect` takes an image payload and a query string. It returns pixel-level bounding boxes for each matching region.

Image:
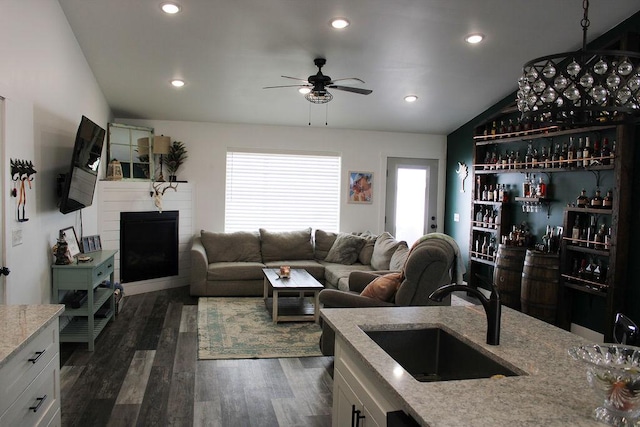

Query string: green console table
[51,250,117,351]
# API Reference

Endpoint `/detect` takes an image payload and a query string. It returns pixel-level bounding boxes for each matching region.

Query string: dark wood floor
[59,286,334,427]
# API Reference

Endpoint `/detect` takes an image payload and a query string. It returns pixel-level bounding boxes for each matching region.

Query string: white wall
[116,119,447,235]
[0,1,111,304]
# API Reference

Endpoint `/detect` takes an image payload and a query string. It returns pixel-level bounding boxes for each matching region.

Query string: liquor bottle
[531,148,539,168]
[488,185,494,201]
[604,227,612,249]
[541,225,550,252]
[611,139,616,165]
[483,209,490,225]
[498,184,504,202]
[537,176,547,198]
[582,136,592,168]
[560,143,568,168]
[593,139,600,164]
[499,120,507,135]
[576,189,590,208]
[481,236,488,258]
[540,146,548,169]
[595,224,606,249]
[483,151,491,169]
[525,144,533,168]
[482,185,488,201]
[522,174,531,198]
[567,138,575,167]
[552,144,560,168]
[490,152,498,170]
[593,261,602,283]
[475,208,483,224]
[490,121,497,137]
[601,138,611,165]
[487,210,494,227]
[493,185,498,201]
[576,137,583,167]
[514,150,522,169]
[507,119,515,134]
[572,215,582,244]
[586,215,597,248]
[476,176,482,200]
[603,189,613,209]
[584,259,593,281]
[590,188,603,209]
[578,258,587,279]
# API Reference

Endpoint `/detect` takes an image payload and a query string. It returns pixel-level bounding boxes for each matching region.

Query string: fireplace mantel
[98,180,194,295]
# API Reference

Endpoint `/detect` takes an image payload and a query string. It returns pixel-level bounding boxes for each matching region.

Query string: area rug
[197,297,323,360]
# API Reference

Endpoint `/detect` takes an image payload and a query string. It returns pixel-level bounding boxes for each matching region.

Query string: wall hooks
[10,158,37,222]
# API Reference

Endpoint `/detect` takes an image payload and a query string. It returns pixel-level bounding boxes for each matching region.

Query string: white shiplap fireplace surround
[98,180,194,296]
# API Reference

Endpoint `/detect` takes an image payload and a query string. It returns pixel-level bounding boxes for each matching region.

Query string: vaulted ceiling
[59,0,640,134]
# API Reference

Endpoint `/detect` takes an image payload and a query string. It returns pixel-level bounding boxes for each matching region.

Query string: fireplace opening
[120,211,179,282]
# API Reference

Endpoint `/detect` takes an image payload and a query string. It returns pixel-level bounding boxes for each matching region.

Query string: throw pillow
[200,230,262,263]
[360,272,404,302]
[389,242,410,271]
[314,229,338,260]
[354,231,377,265]
[259,228,314,262]
[371,232,404,270]
[324,233,367,265]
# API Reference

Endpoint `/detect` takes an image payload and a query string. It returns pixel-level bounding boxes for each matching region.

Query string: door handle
[0,267,9,276]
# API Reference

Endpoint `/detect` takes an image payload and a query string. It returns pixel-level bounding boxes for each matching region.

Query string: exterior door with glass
[385,157,438,246]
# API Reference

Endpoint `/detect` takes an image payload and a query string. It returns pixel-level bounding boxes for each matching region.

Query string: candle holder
[279,265,291,279]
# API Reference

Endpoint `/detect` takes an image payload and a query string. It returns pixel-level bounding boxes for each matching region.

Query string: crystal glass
[569,344,640,426]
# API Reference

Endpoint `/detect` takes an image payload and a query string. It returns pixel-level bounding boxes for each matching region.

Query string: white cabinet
[0,307,63,427]
[332,335,403,427]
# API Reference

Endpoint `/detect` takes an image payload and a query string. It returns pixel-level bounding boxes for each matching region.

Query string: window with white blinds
[225,150,341,232]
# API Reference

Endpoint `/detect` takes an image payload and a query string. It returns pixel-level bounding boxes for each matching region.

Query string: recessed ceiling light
[465,33,485,44]
[161,2,182,14]
[404,95,418,103]
[298,87,311,94]
[330,18,350,29]
[170,79,185,88]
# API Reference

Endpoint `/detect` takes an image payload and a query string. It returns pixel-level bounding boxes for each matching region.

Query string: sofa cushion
[206,261,266,281]
[260,228,314,262]
[322,262,373,289]
[200,230,262,263]
[263,260,325,281]
[324,233,367,265]
[353,231,377,265]
[360,272,404,302]
[389,242,410,271]
[371,232,404,270]
[314,229,337,260]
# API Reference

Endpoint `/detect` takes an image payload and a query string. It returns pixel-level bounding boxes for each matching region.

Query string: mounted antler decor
[150,181,178,213]
[10,159,37,222]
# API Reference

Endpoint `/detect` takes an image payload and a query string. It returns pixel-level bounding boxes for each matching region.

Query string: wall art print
[348,171,373,204]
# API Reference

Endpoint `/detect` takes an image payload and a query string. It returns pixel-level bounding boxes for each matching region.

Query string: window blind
[225,151,341,232]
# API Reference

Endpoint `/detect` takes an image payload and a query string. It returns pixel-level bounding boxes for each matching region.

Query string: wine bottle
[586,215,597,248]
[582,136,592,168]
[572,215,581,244]
[567,138,575,167]
[603,189,613,209]
[576,138,583,168]
[601,137,611,165]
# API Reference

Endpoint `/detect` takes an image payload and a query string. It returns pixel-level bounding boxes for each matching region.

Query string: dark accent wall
[445,11,640,333]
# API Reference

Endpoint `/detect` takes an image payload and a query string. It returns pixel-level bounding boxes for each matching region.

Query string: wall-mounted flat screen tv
[59,116,105,214]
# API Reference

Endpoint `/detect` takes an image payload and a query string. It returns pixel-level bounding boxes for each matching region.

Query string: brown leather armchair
[319,234,463,356]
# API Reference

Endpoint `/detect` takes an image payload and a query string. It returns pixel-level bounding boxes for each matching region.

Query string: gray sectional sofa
[190,228,409,296]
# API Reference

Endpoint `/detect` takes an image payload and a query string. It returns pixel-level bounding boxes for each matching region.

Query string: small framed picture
[60,226,81,258]
[81,234,102,253]
[348,171,373,204]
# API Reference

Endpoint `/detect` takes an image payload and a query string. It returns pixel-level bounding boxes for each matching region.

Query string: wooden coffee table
[262,268,324,323]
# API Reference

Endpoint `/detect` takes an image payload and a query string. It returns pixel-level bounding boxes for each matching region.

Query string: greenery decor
[163,140,188,180]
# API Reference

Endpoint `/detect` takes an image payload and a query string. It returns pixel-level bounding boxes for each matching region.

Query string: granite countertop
[0,304,65,369]
[321,304,602,426]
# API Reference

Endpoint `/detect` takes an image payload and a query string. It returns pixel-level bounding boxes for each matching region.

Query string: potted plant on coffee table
[163,140,188,182]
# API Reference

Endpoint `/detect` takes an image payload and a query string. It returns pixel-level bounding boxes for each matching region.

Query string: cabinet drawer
[0,354,60,427]
[92,258,113,285]
[0,322,58,415]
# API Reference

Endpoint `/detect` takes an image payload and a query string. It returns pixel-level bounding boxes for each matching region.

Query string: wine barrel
[520,250,560,324]
[492,245,526,310]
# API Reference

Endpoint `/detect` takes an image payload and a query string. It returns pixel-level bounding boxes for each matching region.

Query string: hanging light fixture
[517,0,640,126]
[305,89,333,104]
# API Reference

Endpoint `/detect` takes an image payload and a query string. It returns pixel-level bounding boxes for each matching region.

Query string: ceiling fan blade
[263,84,308,89]
[328,85,373,95]
[281,76,310,83]
[329,77,365,84]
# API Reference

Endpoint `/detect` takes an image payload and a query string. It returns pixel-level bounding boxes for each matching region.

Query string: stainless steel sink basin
[364,327,521,382]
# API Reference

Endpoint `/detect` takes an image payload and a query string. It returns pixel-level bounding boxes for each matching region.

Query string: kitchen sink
[364,327,521,382]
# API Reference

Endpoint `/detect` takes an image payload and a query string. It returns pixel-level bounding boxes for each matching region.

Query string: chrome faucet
[429,284,501,345]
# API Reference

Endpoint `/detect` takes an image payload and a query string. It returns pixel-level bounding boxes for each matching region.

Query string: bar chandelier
[517,0,640,126]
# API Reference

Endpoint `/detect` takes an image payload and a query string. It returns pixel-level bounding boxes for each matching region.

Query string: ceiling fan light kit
[330,18,350,29]
[161,2,181,14]
[517,0,640,126]
[263,57,372,104]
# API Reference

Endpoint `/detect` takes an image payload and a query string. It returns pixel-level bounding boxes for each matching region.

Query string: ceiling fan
[263,58,373,104]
